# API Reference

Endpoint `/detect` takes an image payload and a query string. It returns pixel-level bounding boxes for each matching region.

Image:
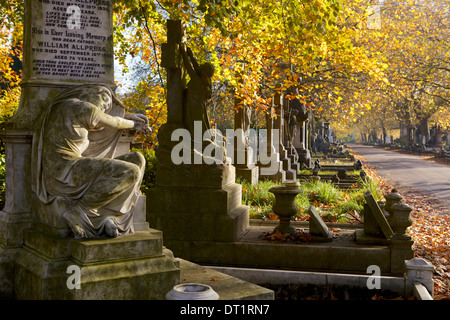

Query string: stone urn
[166,283,219,300]
[383,189,404,223]
[390,202,413,240]
[269,181,303,235]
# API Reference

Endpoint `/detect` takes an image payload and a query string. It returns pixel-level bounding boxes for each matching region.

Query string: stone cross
[161,20,187,125]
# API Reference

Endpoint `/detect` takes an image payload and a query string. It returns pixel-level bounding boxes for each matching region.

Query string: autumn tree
[0,1,23,118]
[334,0,449,144]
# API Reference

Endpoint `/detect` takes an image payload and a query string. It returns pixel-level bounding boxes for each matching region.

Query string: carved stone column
[0,130,33,298]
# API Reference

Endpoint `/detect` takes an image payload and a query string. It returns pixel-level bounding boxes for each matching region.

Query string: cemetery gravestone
[12,0,115,130]
[233,79,259,184]
[147,20,249,256]
[272,89,296,181]
[308,206,333,241]
[1,1,180,299]
[355,191,394,245]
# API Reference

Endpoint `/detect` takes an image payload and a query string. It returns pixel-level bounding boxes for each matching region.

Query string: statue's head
[199,62,215,79]
[50,84,115,113]
[78,85,114,113]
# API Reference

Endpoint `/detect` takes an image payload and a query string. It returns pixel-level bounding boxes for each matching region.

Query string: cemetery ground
[238,150,450,300]
[348,144,450,299]
[1,146,449,299]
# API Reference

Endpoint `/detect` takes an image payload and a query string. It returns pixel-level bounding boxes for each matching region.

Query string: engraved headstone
[355,191,394,245]
[11,0,115,130]
[1,1,181,300]
[27,0,114,83]
[308,206,333,241]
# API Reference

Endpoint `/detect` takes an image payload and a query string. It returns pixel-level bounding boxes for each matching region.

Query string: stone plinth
[0,131,34,298]
[147,162,249,244]
[14,228,180,299]
[236,165,259,185]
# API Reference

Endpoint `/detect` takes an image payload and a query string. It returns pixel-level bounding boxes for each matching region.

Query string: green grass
[239,176,384,223]
[298,169,361,176]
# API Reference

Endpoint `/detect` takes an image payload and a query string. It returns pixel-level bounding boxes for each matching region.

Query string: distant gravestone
[308,206,333,241]
[1,1,181,300]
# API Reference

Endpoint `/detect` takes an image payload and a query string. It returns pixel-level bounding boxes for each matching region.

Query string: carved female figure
[32,84,150,238]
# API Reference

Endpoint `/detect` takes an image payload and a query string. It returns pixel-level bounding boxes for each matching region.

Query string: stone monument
[258,102,286,182]
[271,88,296,181]
[147,20,249,258]
[0,0,179,299]
[233,91,259,184]
[282,89,301,173]
[289,90,312,169]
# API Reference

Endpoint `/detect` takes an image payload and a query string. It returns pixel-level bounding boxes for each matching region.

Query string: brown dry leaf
[267,212,279,220]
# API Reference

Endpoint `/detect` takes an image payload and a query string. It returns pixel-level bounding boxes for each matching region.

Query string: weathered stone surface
[14,229,180,299]
[356,191,394,245]
[148,19,250,247]
[308,206,333,241]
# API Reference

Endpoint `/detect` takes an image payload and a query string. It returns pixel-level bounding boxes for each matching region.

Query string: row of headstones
[233,87,313,184]
[364,125,448,150]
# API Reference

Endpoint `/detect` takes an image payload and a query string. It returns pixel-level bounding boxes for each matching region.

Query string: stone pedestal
[258,106,285,182]
[14,228,180,299]
[236,165,259,185]
[0,131,33,298]
[147,159,249,244]
[296,147,312,169]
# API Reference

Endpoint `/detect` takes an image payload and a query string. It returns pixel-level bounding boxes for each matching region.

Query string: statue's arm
[180,46,196,78]
[96,112,135,130]
[186,47,200,72]
[124,113,152,134]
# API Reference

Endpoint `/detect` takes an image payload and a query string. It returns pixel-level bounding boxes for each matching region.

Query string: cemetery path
[348,143,450,214]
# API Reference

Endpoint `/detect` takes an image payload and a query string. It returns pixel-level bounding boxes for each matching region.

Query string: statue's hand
[125,113,149,125]
[133,120,152,135]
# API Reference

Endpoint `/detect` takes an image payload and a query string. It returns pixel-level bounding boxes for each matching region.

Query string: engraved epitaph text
[29,0,114,82]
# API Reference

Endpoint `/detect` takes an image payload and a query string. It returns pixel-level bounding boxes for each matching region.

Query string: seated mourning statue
[31,84,151,239]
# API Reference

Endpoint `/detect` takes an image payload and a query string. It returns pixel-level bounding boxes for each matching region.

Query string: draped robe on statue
[31,85,145,238]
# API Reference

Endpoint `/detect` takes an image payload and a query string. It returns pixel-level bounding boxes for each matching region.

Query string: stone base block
[148,182,249,243]
[355,229,391,246]
[235,166,259,185]
[258,160,286,182]
[390,239,414,274]
[0,246,21,299]
[14,228,180,299]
